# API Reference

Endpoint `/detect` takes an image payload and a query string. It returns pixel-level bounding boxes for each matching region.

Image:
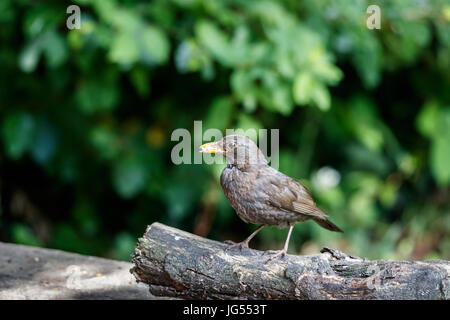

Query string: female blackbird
[200,135,343,261]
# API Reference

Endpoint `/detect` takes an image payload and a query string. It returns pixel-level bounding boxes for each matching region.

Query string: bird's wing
[260,169,327,218]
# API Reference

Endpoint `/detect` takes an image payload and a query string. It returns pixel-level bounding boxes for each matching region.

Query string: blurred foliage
[0,0,449,261]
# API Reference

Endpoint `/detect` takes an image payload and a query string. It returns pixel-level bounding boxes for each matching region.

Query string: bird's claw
[263,250,287,263]
[224,240,249,252]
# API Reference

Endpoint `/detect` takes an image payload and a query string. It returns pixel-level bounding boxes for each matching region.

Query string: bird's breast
[221,168,251,215]
[220,166,272,224]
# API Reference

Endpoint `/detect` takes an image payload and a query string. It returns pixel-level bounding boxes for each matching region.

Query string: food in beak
[199,142,225,153]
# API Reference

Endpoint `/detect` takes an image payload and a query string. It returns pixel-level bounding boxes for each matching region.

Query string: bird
[200,134,343,262]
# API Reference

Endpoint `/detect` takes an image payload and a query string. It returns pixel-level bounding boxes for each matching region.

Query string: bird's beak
[199,142,225,154]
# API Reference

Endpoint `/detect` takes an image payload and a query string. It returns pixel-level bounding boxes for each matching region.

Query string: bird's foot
[263,249,287,263]
[224,240,249,252]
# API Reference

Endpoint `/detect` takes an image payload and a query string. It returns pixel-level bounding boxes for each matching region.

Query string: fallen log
[0,242,154,300]
[130,222,449,300]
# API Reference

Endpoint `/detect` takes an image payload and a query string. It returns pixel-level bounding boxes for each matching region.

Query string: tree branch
[130,222,450,300]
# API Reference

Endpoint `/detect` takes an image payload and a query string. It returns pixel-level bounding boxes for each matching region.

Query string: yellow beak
[199,142,225,153]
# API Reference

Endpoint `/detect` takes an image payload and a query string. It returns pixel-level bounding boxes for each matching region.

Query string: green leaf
[73,200,100,236]
[112,157,149,199]
[139,25,170,65]
[76,75,120,114]
[112,232,136,261]
[293,72,314,105]
[164,184,195,222]
[231,70,258,112]
[293,72,330,111]
[416,101,439,138]
[347,97,384,151]
[311,82,331,111]
[90,126,118,160]
[31,119,58,165]
[417,103,450,185]
[236,113,263,132]
[11,223,41,247]
[51,223,91,254]
[272,84,294,115]
[18,40,41,73]
[313,62,343,85]
[204,96,234,130]
[431,135,450,186]
[196,20,232,66]
[130,67,150,97]
[1,112,35,159]
[42,30,68,68]
[109,31,139,65]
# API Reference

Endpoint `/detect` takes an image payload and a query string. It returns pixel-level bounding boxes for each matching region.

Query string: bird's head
[200,135,267,169]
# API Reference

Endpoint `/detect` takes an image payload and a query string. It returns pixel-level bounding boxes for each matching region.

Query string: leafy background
[0,0,449,261]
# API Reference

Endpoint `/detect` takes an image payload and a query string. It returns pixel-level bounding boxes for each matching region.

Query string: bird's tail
[312,216,343,233]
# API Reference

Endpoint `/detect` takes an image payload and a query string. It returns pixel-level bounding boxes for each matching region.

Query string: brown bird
[200,135,343,261]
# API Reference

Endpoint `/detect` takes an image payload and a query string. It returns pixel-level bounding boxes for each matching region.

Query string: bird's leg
[265,225,294,263]
[225,225,264,251]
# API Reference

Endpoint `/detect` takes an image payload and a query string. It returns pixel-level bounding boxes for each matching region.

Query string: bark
[130,222,450,300]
